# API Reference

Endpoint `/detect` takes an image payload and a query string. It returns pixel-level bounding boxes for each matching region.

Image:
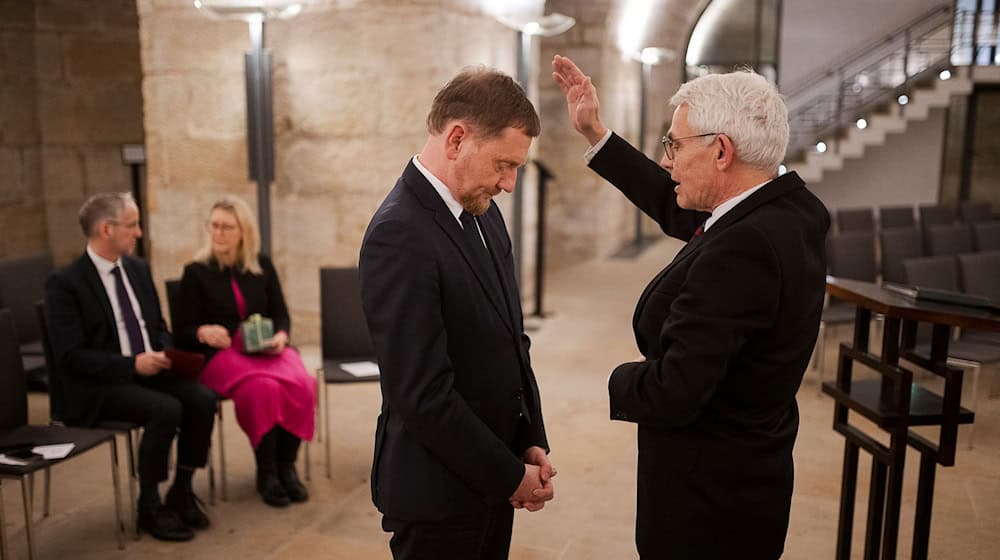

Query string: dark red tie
[692,223,704,240]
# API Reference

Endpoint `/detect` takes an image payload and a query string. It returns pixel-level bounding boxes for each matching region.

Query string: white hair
[670,70,789,173]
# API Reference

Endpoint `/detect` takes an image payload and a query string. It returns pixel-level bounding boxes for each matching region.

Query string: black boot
[137,504,195,541]
[257,468,290,507]
[277,462,309,503]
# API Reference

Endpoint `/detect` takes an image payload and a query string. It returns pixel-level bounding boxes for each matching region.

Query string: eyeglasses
[661,132,721,161]
[206,221,239,234]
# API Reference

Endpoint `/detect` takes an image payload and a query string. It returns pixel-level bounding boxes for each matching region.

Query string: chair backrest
[903,255,960,291]
[958,251,1000,303]
[925,224,974,256]
[320,267,375,359]
[879,227,923,285]
[0,253,53,346]
[35,301,66,424]
[972,221,1000,252]
[959,200,992,224]
[918,204,955,229]
[827,231,877,282]
[879,206,916,229]
[165,279,181,331]
[836,207,875,232]
[0,308,28,430]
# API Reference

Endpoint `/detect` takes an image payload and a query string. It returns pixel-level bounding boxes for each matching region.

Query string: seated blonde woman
[174,195,315,507]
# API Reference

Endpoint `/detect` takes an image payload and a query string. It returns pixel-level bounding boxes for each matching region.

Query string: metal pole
[532,161,554,318]
[634,61,650,249]
[245,17,274,256]
[513,30,531,287]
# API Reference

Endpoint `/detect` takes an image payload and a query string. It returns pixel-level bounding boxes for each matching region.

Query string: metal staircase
[784,6,990,183]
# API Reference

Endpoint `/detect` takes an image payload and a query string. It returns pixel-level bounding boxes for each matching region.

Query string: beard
[459,192,490,216]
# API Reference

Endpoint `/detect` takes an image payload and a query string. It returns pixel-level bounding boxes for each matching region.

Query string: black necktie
[110,265,146,356]
[460,211,495,275]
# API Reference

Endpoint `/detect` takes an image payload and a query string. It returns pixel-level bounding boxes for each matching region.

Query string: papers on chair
[33,443,75,460]
[340,361,380,378]
[0,454,31,466]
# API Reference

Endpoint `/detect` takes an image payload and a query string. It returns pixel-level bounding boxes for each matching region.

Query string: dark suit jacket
[45,253,172,426]
[593,133,829,559]
[173,255,291,358]
[360,160,548,521]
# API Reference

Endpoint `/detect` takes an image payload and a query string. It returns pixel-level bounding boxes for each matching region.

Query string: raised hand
[551,54,608,145]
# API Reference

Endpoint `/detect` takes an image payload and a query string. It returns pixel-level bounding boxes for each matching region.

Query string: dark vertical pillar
[245,19,274,256]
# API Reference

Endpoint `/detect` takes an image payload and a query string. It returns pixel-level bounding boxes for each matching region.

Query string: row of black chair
[0,254,53,391]
[836,201,994,234]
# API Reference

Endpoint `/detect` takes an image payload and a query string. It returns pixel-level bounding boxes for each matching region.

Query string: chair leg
[42,468,50,518]
[21,474,36,560]
[1,478,9,560]
[816,322,827,391]
[207,441,216,506]
[321,369,332,479]
[126,431,138,540]
[990,366,1000,399]
[109,439,125,550]
[217,403,228,501]
[968,364,981,450]
[303,439,311,482]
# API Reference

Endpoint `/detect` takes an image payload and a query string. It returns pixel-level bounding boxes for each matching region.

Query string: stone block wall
[0,0,46,258]
[139,0,536,343]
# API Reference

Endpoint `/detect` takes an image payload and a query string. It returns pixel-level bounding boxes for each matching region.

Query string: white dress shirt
[86,245,153,356]
[412,155,487,246]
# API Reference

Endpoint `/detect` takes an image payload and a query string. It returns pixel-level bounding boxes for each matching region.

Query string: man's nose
[499,169,517,193]
[659,153,672,170]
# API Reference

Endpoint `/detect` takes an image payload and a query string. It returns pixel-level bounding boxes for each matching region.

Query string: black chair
[879,205,916,229]
[35,301,141,538]
[879,227,923,285]
[318,267,379,479]
[814,232,878,377]
[0,254,54,391]
[972,221,1000,252]
[957,251,1000,347]
[919,204,955,247]
[925,224,974,256]
[904,256,1000,447]
[836,207,875,232]
[1,309,125,559]
[959,200,992,224]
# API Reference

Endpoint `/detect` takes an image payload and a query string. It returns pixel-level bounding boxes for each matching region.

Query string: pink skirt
[200,347,316,448]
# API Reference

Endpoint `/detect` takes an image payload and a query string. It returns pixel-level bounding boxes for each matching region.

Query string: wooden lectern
[822,277,1000,559]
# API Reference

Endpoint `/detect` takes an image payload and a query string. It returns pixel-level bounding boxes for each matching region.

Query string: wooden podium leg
[836,442,860,560]
[912,454,937,560]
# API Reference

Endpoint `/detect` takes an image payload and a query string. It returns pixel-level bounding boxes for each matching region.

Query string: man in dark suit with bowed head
[360,68,555,560]
[553,55,829,559]
[45,192,217,542]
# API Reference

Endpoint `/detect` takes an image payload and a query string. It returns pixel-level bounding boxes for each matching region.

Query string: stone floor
[3,237,999,559]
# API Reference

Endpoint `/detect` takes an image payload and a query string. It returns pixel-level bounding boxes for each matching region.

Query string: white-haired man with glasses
[553,55,829,559]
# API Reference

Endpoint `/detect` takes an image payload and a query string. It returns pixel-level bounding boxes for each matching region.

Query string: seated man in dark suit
[45,192,217,542]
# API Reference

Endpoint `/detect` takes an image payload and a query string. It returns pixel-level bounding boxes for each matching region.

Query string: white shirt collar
[86,244,121,275]
[412,155,464,224]
[703,179,771,232]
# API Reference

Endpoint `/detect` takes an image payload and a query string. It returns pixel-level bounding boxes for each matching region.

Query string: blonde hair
[194,195,262,274]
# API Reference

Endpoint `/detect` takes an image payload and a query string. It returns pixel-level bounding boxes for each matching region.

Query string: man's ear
[715,133,736,171]
[444,122,468,160]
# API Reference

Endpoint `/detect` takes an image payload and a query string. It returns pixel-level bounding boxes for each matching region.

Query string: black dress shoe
[138,505,195,542]
[277,463,309,503]
[257,470,291,507]
[165,488,211,530]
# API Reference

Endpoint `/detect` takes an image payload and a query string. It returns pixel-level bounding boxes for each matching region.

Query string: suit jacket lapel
[404,163,516,335]
[480,209,521,330]
[78,254,121,351]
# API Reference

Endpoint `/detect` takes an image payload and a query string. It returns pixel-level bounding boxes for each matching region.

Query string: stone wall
[0,0,46,258]
[139,0,538,343]
[37,0,145,265]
